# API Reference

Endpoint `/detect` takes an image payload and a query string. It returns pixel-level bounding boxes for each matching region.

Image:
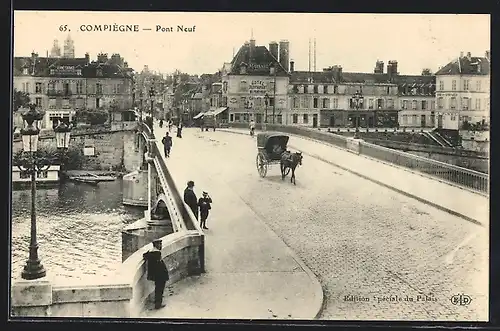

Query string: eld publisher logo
[450,294,472,306]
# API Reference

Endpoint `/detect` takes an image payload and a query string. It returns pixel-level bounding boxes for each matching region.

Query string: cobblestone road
[161,127,488,321]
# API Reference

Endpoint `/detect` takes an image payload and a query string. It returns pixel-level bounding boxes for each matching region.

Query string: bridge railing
[139,121,202,232]
[227,122,489,195]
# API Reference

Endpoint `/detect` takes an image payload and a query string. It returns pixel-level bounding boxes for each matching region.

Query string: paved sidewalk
[221,128,489,227]
[140,125,323,319]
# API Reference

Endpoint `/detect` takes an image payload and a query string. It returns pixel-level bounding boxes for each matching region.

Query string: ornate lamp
[18,105,48,280]
[54,120,71,149]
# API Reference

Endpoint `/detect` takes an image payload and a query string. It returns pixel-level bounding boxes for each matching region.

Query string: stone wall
[13,127,141,172]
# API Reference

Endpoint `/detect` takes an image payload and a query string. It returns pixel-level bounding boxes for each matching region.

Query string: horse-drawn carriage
[256,132,303,184]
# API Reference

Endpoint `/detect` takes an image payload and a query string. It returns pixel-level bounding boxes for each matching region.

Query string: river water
[11,179,145,283]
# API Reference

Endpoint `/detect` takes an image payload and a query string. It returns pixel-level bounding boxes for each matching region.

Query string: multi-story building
[14,50,134,129]
[222,39,290,124]
[288,59,436,128]
[434,51,490,130]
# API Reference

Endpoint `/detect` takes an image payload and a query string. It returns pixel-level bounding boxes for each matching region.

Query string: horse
[280,151,303,185]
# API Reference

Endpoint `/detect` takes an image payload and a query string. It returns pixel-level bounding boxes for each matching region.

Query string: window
[402,115,408,125]
[48,82,55,91]
[332,98,338,109]
[96,83,102,94]
[476,80,481,91]
[96,69,103,76]
[333,85,338,94]
[368,99,374,109]
[450,97,457,109]
[303,114,309,124]
[23,68,29,75]
[411,100,417,110]
[239,80,248,91]
[421,100,427,110]
[76,81,83,94]
[75,98,85,109]
[452,80,456,91]
[269,97,274,107]
[431,100,435,110]
[377,99,384,109]
[451,114,456,121]
[322,98,329,109]
[254,98,262,107]
[463,80,469,90]
[113,84,118,94]
[401,100,408,110]
[35,82,43,93]
[439,81,444,90]
[300,97,307,109]
[37,171,48,179]
[387,99,394,109]
[49,98,56,109]
[35,97,42,107]
[313,98,318,108]
[323,85,328,94]
[277,115,282,124]
[293,97,299,108]
[76,69,82,76]
[303,85,308,93]
[462,97,470,110]
[475,98,481,110]
[63,83,70,95]
[234,113,240,121]
[292,114,298,124]
[437,97,443,109]
[62,98,71,109]
[96,98,100,108]
[313,85,318,94]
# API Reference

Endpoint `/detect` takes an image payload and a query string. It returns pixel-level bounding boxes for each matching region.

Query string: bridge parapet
[228,122,488,195]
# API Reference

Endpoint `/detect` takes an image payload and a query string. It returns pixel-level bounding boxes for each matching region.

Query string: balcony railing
[46,90,72,96]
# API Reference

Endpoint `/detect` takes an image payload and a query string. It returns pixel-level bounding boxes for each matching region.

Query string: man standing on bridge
[143,239,169,309]
[198,191,212,230]
[162,132,172,158]
[183,180,198,220]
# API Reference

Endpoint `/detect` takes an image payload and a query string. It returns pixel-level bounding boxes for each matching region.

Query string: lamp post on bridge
[352,90,364,139]
[264,93,269,131]
[149,86,156,137]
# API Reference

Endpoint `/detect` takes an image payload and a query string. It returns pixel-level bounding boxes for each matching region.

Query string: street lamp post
[270,62,277,124]
[264,93,269,131]
[149,86,155,136]
[17,105,49,280]
[352,90,364,139]
[139,91,144,124]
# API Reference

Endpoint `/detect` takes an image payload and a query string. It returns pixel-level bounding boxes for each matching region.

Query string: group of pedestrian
[161,120,186,157]
[183,180,212,230]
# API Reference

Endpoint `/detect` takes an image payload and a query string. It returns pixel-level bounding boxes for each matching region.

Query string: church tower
[63,34,75,58]
[50,39,61,58]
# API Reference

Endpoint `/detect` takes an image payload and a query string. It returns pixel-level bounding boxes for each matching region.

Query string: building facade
[14,50,134,129]
[223,39,290,124]
[434,51,490,130]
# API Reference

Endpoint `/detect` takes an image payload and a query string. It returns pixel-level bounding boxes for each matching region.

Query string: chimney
[421,68,432,76]
[269,41,279,60]
[374,60,384,74]
[467,52,472,60]
[85,52,90,63]
[388,60,398,76]
[485,50,490,61]
[290,60,295,73]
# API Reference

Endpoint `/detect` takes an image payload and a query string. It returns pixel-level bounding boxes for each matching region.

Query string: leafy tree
[74,109,108,126]
[13,89,31,112]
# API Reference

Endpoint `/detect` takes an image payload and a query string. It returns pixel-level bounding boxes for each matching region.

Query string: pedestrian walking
[177,122,183,138]
[183,180,198,220]
[200,118,205,132]
[143,239,169,309]
[162,132,173,157]
[198,191,213,229]
[168,119,173,132]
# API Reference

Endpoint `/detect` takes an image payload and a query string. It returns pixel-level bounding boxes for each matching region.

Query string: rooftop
[435,55,490,76]
[229,42,289,77]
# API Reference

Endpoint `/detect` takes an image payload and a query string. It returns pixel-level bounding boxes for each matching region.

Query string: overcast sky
[14,11,490,76]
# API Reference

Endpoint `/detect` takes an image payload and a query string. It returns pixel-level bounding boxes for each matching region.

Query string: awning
[193,112,204,119]
[212,107,228,116]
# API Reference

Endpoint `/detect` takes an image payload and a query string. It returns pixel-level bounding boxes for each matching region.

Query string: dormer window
[50,69,55,75]
[76,69,82,76]
[23,68,29,75]
[240,63,247,75]
[270,66,276,75]
[97,69,103,77]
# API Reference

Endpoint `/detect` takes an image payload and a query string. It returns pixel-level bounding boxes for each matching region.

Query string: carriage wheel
[256,153,268,177]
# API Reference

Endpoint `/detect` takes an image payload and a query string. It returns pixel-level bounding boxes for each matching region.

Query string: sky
[14,11,490,76]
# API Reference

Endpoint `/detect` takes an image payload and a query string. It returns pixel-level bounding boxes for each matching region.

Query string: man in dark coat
[183,180,198,220]
[143,240,169,309]
[176,123,183,138]
[162,132,173,157]
[198,191,213,229]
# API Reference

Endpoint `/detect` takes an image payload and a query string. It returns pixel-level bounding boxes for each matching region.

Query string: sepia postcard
[10,11,490,322]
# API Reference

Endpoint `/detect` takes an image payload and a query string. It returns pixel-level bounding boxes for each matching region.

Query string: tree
[13,89,31,112]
